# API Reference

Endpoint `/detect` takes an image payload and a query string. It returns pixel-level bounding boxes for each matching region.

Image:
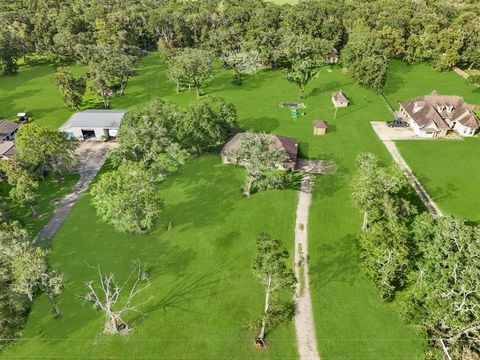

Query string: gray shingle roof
[60,110,128,130]
[0,120,19,140]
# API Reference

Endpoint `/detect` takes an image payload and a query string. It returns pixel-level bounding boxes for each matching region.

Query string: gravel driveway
[35,141,117,243]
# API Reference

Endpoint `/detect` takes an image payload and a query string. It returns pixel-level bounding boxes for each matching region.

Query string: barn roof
[60,110,128,130]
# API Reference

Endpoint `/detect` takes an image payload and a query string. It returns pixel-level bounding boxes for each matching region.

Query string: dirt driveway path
[294,175,320,360]
[292,160,335,360]
[35,142,117,243]
[382,141,443,217]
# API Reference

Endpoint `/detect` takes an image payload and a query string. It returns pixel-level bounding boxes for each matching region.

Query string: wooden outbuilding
[332,91,349,108]
[313,120,328,135]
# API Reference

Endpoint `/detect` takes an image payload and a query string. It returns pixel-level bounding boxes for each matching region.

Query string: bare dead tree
[81,262,152,335]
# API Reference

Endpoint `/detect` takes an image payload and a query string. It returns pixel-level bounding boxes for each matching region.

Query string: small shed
[332,91,349,108]
[313,120,328,135]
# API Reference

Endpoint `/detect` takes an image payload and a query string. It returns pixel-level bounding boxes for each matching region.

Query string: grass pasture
[2,157,299,359]
[0,54,428,358]
[0,174,79,238]
[384,60,480,221]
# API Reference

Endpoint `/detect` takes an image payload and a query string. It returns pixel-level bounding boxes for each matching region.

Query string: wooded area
[0,0,479,93]
[0,0,479,357]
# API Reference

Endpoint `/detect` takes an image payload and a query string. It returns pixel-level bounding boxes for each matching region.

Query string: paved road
[35,142,117,243]
[293,174,321,360]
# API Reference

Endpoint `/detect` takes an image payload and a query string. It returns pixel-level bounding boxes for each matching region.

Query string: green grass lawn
[396,140,480,221]
[1,55,426,358]
[2,157,299,359]
[384,60,480,221]
[0,174,79,238]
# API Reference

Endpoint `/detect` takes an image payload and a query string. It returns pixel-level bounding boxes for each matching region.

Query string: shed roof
[332,91,348,103]
[60,110,128,130]
[313,120,328,129]
[0,120,19,139]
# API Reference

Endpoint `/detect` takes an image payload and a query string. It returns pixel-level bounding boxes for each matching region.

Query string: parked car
[386,120,408,128]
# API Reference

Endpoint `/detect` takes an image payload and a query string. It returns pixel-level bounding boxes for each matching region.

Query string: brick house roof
[221,133,298,164]
[400,94,480,131]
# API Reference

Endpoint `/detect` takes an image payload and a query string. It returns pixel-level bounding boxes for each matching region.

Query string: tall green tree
[15,124,79,178]
[54,66,86,110]
[351,153,407,230]
[166,48,214,96]
[281,34,332,98]
[342,23,389,93]
[85,44,138,107]
[405,214,480,358]
[178,96,238,154]
[108,98,189,182]
[221,50,263,85]
[359,196,415,299]
[226,133,289,196]
[10,247,64,317]
[0,159,39,216]
[253,233,295,347]
[91,162,163,234]
[0,220,30,348]
[0,28,22,74]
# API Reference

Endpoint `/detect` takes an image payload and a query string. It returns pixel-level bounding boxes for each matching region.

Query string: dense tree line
[352,153,480,358]
[0,126,79,349]
[0,0,478,92]
[92,96,238,233]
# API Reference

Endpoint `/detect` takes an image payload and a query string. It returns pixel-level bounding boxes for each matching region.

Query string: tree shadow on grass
[383,61,413,97]
[311,154,350,200]
[139,259,237,320]
[157,157,240,233]
[310,234,362,290]
[240,117,280,133]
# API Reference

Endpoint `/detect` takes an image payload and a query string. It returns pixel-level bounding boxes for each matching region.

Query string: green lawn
[1,55,426,358]
[384,60,480,221]
[396,140,480,221]
[0,174,79,238]
[2,157,299,359]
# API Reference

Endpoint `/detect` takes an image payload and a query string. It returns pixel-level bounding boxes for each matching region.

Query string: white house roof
[60,110,128,130]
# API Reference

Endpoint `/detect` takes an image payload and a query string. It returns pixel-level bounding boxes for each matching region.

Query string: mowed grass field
[384,60,480,221]
[1,54,426,358]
